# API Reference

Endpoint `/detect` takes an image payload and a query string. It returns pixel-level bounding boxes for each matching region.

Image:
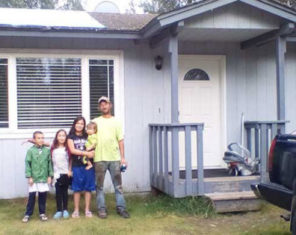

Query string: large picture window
[16,58,82,129]
[89,59,114,119]
[0,54,120,136]
[0,58,8,128]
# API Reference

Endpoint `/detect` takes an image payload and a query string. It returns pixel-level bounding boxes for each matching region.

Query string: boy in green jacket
[22,131,53,223]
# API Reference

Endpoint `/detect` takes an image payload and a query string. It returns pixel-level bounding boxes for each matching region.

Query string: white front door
[178,55,226,168]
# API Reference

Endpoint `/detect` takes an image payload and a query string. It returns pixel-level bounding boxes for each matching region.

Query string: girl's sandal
[72,211,80,218]
[39,214,48,221]
[85,211,93,218]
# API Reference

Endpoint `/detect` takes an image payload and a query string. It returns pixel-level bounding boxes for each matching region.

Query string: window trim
[89,59,115,119]
[0,57,9,129]
[0,50,124,139]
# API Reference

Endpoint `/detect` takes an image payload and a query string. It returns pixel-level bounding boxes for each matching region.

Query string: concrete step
[205,191,262,213]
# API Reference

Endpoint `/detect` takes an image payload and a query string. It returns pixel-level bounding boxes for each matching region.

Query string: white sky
[0,8,105,28]
[81,0,144,13]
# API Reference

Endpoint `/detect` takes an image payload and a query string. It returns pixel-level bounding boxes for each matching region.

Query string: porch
[149,121,286,198]
[147,1,296,203]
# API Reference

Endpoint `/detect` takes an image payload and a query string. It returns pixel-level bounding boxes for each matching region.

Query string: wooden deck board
[166,174,259,182]
[204,175,260,182]
[205,191,262,213]
[152,169,261,197]
[205,191,257,200]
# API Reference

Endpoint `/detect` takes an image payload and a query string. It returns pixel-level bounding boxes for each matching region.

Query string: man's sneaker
[117,208,130,219]
[98,208,107,219]
[53,211,62,219]
[22,215,30,223]
[39,214,48,221]
[63,210,70,219]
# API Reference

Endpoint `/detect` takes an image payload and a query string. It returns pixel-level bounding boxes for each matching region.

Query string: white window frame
[0,57,10,129]
[0,49,124,139]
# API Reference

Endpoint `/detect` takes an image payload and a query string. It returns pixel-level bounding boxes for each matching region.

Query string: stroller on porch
[223,113,260,176]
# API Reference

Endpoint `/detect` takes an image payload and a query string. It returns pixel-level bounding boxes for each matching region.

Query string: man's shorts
[72,166,96,192]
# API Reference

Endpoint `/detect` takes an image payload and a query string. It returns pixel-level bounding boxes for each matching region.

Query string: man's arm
[119,139,127,166]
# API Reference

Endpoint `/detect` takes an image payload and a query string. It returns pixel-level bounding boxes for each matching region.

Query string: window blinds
[0,59,8,128]
[16,58,82,129]
[89,60,114,119]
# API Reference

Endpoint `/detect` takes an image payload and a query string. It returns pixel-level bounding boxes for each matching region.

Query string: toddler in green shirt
[83,122,97,170]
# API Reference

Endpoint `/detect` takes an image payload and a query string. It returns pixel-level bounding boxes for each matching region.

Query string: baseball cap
[98,96,110,104]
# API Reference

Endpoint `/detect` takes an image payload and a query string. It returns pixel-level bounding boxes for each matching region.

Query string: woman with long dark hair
[67,116,95,218]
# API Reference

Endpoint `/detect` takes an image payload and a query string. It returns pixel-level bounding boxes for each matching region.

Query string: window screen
[16,58,82,129]
[89,60,114,119]
[0,59,8,128]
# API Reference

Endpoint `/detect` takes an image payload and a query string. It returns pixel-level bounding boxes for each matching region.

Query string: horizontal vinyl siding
[123,43,168,193]
[285,43,296,133]
[0,40,165,198]
[0,139,36,198]
[185,2,279,30]
[0,37,290,198]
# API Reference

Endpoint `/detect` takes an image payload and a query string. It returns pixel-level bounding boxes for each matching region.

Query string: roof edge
[141,0,236,37]
[141,0,296,38]
[0,29,141,39]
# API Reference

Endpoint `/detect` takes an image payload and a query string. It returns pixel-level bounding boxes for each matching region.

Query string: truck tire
[291,196,296,235]
[292,212,296,235]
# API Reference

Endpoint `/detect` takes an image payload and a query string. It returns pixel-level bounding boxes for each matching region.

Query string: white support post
[276,36,286,122]
[8,57,17,130]
[169,35,179,123]
[81,57,90,123]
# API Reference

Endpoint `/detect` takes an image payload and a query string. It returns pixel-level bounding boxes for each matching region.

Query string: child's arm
[22,138,50,147]
[48,152,54,177]
[47,151,53,184]
[68,139,94,158]
[68,156,72,177]
[86,144,96,151]
[25,150,34,186]
[43,142,50,147]
[22,138,34,145]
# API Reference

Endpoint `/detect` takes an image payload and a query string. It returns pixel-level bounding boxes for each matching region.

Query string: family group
[22,96,129,223]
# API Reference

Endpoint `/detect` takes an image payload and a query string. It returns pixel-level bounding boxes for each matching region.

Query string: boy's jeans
[25,192,47,216]
[95,161,126,211]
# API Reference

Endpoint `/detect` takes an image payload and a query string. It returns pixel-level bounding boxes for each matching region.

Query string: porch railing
[149,123,204,197]
[149,121,287,197]
[244,121,288,183]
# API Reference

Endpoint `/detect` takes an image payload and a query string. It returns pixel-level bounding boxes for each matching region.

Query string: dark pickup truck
[252,134,296,233]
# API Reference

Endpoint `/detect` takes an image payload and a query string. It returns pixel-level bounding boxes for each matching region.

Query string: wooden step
[204,176,260,194]
[205,191,262,213]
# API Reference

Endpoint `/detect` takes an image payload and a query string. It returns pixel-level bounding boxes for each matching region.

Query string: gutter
[0,25,142,39]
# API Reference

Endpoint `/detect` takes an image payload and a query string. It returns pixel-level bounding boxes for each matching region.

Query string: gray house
[0,0,295,201]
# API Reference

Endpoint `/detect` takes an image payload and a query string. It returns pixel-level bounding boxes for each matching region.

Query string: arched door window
[184,68,209,81]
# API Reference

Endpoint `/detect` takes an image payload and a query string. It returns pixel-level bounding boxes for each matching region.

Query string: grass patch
[127,194,215,218]
[0,193,291,235]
